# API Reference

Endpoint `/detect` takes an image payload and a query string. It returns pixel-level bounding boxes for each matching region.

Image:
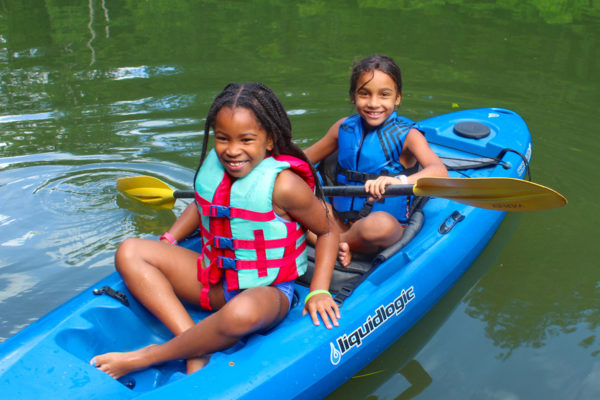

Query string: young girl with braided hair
[91,82,340,379]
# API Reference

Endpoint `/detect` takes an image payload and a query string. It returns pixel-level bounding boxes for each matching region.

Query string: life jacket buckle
[217,256,238,270]
[345,170,367,182]
[209,205,230,218]
[213,236,233,250]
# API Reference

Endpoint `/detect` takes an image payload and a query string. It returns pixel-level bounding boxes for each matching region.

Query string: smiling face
[352,69,402,128]
[213,106,274,179]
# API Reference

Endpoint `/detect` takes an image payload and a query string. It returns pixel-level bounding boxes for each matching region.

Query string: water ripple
[1,154,193,270]
[0,112,60,124]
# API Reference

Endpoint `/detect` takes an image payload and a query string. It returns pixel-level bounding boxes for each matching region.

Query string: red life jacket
[194,150,315,310]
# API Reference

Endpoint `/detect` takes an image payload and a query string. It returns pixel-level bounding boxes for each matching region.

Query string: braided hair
[195,82,323,198]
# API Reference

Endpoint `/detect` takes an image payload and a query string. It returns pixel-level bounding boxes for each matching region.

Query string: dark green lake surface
[1,1,599,398]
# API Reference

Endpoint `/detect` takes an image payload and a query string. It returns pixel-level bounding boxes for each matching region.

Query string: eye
[214,134,228,142]
[356,90,369,98]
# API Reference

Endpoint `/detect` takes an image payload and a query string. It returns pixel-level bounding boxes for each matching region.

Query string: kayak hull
[0,108,532,399]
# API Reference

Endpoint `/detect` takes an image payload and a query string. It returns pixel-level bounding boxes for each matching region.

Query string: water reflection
[0,112,57,123]
[0,273,39,304]
[86,0,110,66]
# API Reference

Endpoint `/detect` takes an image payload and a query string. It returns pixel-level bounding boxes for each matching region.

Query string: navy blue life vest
[334,112,421,223]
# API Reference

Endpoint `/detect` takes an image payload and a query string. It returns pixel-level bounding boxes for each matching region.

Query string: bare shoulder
[403,127,447,176]
[273,169,312,206]
[305,117,347,164]
[407,127,426,141]
[329,117,348,136]
[404,127,432,151]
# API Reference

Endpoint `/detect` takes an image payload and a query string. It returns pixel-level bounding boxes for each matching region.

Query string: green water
[1,1,599,398]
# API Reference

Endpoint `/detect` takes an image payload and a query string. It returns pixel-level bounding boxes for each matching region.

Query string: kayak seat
[54,304,188,391]
[296,197,427,305]
[55,305,172,359]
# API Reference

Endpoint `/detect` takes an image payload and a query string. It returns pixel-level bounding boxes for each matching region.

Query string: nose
[225,141,242,157]
[366,95,379,108]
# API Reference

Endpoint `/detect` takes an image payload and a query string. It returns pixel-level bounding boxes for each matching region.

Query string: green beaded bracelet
[304,289,331,305]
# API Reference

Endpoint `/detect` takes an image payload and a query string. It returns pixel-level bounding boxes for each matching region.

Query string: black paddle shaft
[173,185,414,199]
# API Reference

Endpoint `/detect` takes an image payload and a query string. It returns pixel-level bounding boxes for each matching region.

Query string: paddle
[116,175,567,212]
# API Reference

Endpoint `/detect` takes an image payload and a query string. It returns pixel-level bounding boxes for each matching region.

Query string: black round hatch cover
[453,121,490,139]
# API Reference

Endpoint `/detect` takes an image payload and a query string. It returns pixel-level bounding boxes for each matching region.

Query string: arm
[303,118,345,164]
[273,170,340,329]
[160,202,199,244]
[366,128,448,198]
[401,128,448,183]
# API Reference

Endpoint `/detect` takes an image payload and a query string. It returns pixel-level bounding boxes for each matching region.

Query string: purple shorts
[223,280,295,311]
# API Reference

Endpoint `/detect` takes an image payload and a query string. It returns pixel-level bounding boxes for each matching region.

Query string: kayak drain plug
[93,286,130,307]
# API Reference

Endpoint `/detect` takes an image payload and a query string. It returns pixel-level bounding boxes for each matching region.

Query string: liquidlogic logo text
[329,287,415,365]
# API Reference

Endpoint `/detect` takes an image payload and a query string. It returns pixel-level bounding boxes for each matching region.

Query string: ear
[266,135,275,152]
[395,93,402,106]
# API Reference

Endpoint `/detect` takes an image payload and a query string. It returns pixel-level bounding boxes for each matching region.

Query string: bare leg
[338,211,404,266]
[113,238,223,333]
[91,285,289,379]
[91,238,224,375]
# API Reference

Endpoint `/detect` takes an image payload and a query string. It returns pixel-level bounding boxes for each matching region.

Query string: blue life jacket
[334,111,421,223]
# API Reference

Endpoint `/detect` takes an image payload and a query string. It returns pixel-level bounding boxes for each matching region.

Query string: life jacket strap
[196,194,276,222]
[200,225,305,250]
[336,164,420,184]
[198,256,214,310]
[214,241,307,272]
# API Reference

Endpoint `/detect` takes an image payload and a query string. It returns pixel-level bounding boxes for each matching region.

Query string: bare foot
[90,345,157,379]
[338,242,352,267]
[186,354,211,374]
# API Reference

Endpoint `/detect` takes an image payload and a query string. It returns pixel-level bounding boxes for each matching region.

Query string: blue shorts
[223,280,295,311]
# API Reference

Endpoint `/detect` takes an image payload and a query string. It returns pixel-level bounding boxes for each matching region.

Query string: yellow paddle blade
[414,177,567,212]
[116,176,176,209]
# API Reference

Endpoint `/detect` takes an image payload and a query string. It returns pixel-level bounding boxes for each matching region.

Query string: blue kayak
[0,108,532,399]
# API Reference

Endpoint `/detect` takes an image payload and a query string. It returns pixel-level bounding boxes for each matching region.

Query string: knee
[360,212,401,242]
[114,238,142,273]
[217,298,263,337]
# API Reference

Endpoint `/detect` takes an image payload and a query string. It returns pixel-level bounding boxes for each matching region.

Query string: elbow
[440,165,449,178]
[434,160,449,178]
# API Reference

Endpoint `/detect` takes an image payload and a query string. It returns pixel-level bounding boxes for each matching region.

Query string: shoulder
[272,169,314,209]
[273,169,311,196]
[305,117,348,164]
[405,127,426,145]
[335,116,350,126]
[407,127,424,137]
[328,117,348,137]
[401,127,430,154]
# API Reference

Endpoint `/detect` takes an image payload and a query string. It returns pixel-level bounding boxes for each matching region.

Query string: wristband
[395,174,408,184]
[160,232,178,245]
[304,289,331,305]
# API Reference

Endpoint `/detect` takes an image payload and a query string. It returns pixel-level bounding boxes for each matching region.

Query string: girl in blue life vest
[305,55,448,267]
[91,83,340,380]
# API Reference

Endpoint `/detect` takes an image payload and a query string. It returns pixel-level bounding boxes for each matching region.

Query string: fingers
[303,294,341,329]
[365,176,402,199]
